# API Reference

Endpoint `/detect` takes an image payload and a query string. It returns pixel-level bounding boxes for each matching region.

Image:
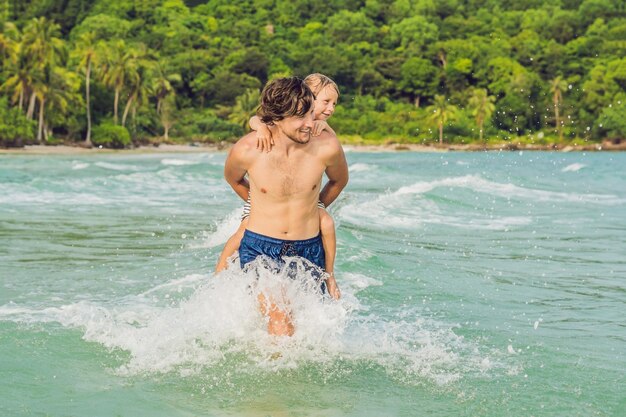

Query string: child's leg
[215,218,249,272]
[319,208,340,299]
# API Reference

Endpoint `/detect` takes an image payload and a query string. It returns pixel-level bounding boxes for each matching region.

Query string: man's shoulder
[234,132,258,149]
[226,133,262,167]
[315,130,342,150]
[315,131,344,159]
[231,132,260,155]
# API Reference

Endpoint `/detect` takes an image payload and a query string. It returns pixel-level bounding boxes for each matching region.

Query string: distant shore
[1,140,625,155]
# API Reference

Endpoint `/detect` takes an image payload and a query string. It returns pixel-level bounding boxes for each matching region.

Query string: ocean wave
[395,175,623,205]
[94,162,141,171]
[160,158,201,166]
[71,161,90,170]
[349,163,375,173]
[561,163,586,172]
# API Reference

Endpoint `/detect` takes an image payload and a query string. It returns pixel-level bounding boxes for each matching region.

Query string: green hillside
[1,0,625,148]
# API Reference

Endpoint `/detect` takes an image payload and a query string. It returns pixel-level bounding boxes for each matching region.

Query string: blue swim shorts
[239,229,327,292]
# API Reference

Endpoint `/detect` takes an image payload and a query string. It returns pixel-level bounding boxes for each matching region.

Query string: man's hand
[256,124,274,152]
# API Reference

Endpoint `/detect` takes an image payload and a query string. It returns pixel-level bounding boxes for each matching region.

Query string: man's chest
[249,154,325,197]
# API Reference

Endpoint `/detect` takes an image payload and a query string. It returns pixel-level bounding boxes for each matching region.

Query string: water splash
[0,258,503,385]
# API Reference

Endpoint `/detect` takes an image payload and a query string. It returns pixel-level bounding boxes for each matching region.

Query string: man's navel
[260,188,267,193]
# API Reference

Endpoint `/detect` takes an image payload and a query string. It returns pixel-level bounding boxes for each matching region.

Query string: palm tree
[71,33,100,146]
[31,68,49,143]
[121,61,152,127]
[119,46,156,128]
[159,94,177,140]
[468,88,496,142]
[1,51,34,111]
[229,89,261,130]
[21,17,65,120]
[37,67,81,142]
[426,95,457,145]
[550,76,567,141]
[0,22,19,71]
[152,60,181,114]
[100,40,133,125]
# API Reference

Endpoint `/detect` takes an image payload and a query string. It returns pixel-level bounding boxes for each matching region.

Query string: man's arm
[319,136,349,208]
[224,139,253,201]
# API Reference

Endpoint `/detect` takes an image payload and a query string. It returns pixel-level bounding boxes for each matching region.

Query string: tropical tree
[119,46,154,128]
[468,88,496,142]
[20,17,65,120]
[71,32,100,145]
[121,61,153,128]
[550,76,568,141]
[228,88,260,130]
[100,40,133,125]
[152,60,181,114]
[1,49,34,111]
[398,57,439,107]
[426,95,457,145]
[0,22,19,71]
[159,94,176,140]
[40,67,81,141]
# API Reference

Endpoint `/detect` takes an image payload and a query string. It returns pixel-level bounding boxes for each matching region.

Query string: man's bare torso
[242,133,331,240]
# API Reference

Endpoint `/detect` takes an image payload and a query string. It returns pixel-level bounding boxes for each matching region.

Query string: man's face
[276,107,315,144]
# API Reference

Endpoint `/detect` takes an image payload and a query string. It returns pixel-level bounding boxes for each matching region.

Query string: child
[216,74,341,299]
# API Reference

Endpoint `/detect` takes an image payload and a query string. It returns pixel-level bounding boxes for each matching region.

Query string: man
[223,77,349,336]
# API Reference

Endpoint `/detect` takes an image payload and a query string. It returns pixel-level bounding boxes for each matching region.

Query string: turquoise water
[1,151,624,417]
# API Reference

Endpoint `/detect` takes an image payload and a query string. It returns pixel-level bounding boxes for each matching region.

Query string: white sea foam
[94,162,141,171]
[191,208,243,248]
[349,163,375,173]
[0,188,110,205]
[71,161,90,170]
[0,262,500,384]
[160,158,200,166]
[562,163,586,172]
[393,175,619,204]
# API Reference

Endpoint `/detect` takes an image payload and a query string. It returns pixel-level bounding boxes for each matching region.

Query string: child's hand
[325,273,341,300]
[312,120,329,137]
[256,124,274,152]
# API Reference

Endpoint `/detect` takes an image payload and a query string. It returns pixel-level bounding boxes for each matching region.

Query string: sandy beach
[1,140,624,155]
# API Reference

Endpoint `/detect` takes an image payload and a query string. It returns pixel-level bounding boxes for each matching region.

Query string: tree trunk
[121,95,133,127]
[156,97,162,114]
[27,92,36,119]
[85,60,92,146]
[479,120,484,142]
[414,96,420,108]
[37,96,45,143]
[554,95,562,142]
[114,87,120,124]
[439,122,443,145]
[164,123,169,140]
[18,88,24,110]
[438,51,447,68]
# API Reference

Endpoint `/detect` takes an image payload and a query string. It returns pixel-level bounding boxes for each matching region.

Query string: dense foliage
[1,0,625,147]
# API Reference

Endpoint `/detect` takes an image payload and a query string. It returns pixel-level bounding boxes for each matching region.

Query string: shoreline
[1,141,625,155]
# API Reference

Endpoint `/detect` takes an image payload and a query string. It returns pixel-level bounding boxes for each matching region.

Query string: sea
[1,150,624,417]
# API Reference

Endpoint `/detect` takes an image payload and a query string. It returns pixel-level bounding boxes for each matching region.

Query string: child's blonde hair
[304,73,340,97]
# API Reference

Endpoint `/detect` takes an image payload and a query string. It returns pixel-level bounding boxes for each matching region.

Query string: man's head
[257,77,315,144]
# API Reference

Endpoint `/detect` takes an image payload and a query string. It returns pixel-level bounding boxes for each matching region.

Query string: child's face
[313,86,338,121]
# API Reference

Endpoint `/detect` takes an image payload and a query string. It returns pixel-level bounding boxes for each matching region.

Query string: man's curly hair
[257,77,314,125]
